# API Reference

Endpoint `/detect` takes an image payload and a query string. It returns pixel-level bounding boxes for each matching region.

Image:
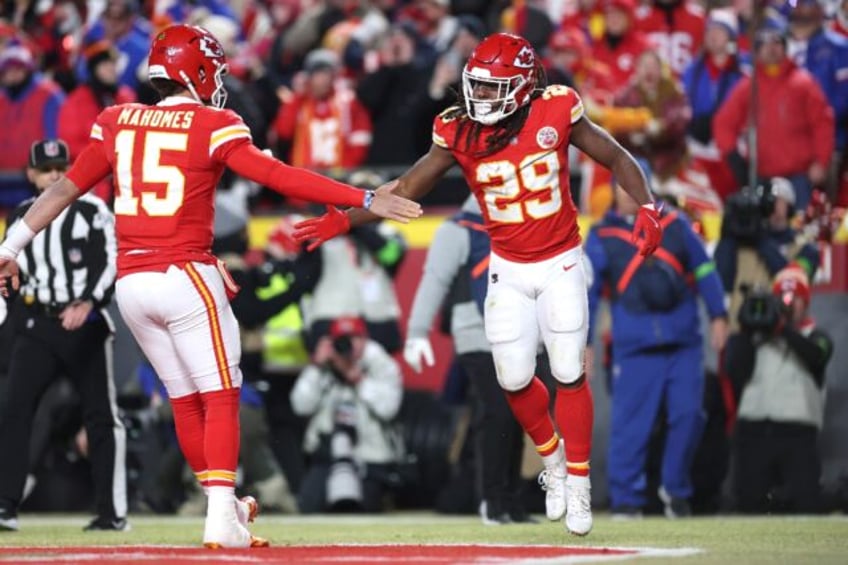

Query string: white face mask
[462,67,527,125]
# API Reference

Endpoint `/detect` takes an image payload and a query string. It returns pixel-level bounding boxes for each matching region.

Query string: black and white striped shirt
[6,193,117,307]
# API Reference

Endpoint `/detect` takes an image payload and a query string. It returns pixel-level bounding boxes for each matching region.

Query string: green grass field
[0,513,846,564]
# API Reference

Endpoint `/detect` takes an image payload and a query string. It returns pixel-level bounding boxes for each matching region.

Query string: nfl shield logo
[536,126,558,149]
[44,141,60,158]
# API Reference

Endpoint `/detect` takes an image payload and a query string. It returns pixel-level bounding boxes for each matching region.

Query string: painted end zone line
[0,543,702,564]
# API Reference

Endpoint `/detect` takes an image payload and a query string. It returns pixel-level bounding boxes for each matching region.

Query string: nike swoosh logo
[562,263,577,272]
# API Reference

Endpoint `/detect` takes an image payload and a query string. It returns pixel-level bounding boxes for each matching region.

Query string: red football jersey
[432,85,583,263]
[87,97,251,275]
[634,2,705,76]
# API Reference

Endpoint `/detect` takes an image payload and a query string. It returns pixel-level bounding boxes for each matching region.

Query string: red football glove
[632,202,663,256]
[292,206,351,251]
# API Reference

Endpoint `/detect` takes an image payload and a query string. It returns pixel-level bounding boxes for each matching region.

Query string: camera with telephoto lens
[737,284,782,336]
[332,334,353,358]
[722,182,776,242]
[326,401,363,511]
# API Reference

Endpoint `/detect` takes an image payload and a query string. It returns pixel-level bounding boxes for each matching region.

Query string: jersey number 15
[113,130,188,217]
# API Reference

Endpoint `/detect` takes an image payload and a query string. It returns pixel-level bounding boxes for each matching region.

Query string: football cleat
[235,496,258,526]
[538,467,567,521]
[565,475,593,536]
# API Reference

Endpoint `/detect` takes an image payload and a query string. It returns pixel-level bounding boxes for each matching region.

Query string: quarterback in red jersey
[0,25,420,549]
[294,33,662,536]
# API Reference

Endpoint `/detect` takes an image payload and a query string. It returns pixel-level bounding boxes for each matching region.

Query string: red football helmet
[148,24,229,108]
[462,33,538,125]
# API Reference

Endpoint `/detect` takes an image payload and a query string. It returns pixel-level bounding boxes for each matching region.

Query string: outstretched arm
[0,140,111,294]
[346,143,457,228]
[225,144,422,222]
[571,117,662,256]
[294,144,456,249]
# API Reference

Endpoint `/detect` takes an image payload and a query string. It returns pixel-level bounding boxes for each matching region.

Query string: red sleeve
[65,141,112,192]
[712,79,749,156]
[225,144,366,208]
[272,96,301,141]
[342,100,372,167]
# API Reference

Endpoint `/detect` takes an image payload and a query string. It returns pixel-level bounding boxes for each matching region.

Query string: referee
[0,140,127,532]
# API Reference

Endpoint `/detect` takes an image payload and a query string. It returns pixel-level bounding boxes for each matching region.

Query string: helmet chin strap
[178,70,204,104]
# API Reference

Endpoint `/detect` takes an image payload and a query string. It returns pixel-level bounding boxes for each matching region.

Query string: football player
[294,33,662,536]
[0,24,420,548]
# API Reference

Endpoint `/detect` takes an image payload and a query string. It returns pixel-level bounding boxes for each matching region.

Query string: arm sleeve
[358,344,403,422]
[756,236,790,275]
[290,365,332,417]
[407,222,469,339]
[794,242,821,280]
[225,143,366,208]
[681,217,727,318]
[713,236,738,294]
[80,198,117,306]
[350,223,407,275]
[781,327,832,387]
[64,141,112,192]
[342,99,372,168]
[584,229,608,345]
[712,80,748,156]
[272,95,301,142]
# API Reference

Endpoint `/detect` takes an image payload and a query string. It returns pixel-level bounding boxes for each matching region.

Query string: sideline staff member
[0,140,126,532]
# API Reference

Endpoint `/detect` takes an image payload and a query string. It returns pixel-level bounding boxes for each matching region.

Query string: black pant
[0,309,125,519]
[733,419,822,513]
[458,352,524,515]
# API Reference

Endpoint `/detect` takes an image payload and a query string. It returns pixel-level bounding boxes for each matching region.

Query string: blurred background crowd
[0,0,847,522]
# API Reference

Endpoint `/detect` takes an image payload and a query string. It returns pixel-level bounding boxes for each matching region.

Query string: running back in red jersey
[432,85,584,263]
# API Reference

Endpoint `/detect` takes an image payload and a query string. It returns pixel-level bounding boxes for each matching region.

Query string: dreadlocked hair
[449,60,549,159]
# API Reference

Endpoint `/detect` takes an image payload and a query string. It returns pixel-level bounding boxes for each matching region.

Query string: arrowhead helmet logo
[198,36,224,59]
[513,46,534,68]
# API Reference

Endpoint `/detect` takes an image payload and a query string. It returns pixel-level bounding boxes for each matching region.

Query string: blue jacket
[682,54,744,142]
[798,30,848,148]
[585,208,727,355]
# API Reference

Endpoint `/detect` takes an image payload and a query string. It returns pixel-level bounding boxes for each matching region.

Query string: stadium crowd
[0,0,846,527]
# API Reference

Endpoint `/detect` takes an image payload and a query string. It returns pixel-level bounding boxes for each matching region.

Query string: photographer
[725,266,833,513]
[290,317,404,513]
[714,177,820,331]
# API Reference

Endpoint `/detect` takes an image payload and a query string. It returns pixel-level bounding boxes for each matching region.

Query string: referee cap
[29,139,70,170]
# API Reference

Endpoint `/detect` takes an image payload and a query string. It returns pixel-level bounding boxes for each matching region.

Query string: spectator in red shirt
[591,0,653,95]
[58,40,136,203]
[272,49,372,173]
[635,0,706,76]
[713,22,834,211]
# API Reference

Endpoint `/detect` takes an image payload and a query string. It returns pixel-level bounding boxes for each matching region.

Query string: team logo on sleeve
[536,126,558,149]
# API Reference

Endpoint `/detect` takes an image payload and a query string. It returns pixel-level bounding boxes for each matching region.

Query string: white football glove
[403,337,435,373]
